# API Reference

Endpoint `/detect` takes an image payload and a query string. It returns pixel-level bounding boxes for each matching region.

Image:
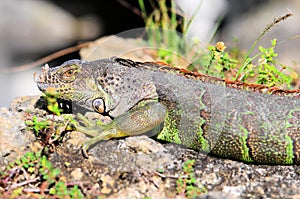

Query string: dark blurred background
[0,0,299,106]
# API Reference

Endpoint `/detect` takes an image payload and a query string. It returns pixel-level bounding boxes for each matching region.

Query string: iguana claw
[81,144,90,159]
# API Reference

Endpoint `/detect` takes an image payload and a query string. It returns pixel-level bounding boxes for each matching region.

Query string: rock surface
[0,96,39,167]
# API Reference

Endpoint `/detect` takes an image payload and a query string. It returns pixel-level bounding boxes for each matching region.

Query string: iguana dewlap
[36,57,300,164]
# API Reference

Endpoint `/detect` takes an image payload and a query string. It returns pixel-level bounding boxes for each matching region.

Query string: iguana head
[35,59,107,113]
[36,58,158,117]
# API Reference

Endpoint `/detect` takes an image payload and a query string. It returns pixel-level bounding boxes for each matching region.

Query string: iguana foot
[74,102,167,158]
[73,113,128,158]
[72,113,109,158]
[74,113,106,137]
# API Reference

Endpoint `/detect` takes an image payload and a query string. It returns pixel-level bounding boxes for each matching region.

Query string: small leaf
[15,159,21,165]
[49,187,56,195]
[28,167,35,173]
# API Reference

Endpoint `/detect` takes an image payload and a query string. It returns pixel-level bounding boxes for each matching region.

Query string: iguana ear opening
[92,98,105,114]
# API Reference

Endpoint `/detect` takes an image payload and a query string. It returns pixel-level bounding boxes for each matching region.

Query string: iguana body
[36,57,300,164]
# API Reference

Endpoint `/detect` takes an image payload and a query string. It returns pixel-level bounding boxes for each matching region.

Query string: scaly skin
[36,57,300,164]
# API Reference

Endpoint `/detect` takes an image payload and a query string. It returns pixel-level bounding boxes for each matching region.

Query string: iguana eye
[63,69,76,78]
[61,66,78,82]
[92,98,105,113]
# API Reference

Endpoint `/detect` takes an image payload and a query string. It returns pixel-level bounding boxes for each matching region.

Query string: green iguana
[35,57,300,164]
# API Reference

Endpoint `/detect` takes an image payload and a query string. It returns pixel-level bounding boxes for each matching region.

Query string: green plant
[25,88,75,147]
[69,185,85,199]
[39,155,61,185]
[176,159,207,198]
[191,38,296,89]
[231,12,295,88]
[5,151,41,173]
[237,12,293,79]
[1,151,84,198]
[25,115,51,135]
[138,0,201,64]
[238,39,294,87]
[25,88,61,137]
[192,41,238,78]
[49,181,83,198]
[137,1,297,89]
[40,155,84,198]
[44,87,63,116]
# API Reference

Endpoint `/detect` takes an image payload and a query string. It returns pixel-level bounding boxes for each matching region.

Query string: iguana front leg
[74,102,166,157]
